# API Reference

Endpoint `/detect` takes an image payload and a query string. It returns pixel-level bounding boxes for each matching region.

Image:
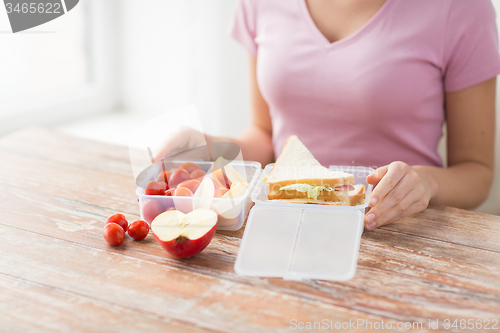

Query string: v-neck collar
[299,0,394,50]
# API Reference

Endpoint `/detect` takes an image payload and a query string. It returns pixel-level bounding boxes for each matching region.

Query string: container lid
[234,204,364,281]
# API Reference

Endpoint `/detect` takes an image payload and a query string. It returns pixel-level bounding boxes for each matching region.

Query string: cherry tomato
[169,168,189,188]
[145,181,167,196]
[174,187,193,196]
[142,200,163,223]
[157,171,172,185]
[103,223,125,246]
[177,179,201,194]
[189,169,206,180]
[106,213,128,232]
[178,162,201,174]
[165,206,177,211]
[164,188,175,196]
[128,220,149,240]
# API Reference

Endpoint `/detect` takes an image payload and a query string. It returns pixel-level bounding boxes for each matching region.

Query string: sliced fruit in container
[151,209,218,258]
[173,187,194,214]
[145,181,167,196]
[192,177,216,210]
[177,179,201,194]
[189,169,206,181]
[142,200,164,224]
[211,182,248,219]
[212,168,231,189]
[169,168,190,188]
[198,172,222,197]
[157,170,172,184]
[178,162,201,174]
[212,156,248,188]
[217,216,240,227]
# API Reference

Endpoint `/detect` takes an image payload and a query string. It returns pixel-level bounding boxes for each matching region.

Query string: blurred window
[0,2,88,113]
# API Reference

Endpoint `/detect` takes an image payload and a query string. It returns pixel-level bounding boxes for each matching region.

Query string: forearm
[206,125,274,167]
[414,162,494,209]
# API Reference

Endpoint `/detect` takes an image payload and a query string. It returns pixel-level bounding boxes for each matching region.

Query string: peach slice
[212,167,231,189]
[202,173,222,197]
[151,209,218,258]
[212,157,248,188]
[211,182,248,219]
[223,182,248,198]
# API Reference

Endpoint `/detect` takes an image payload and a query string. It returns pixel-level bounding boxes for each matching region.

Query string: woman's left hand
[364,161,437,230]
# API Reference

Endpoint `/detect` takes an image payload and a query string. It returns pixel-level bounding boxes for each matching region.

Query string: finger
[366,165,389,185]
[365,190,416,230]
[152,134,185,163]
[365,169,417,222]
[153,141,180,163]
[367,197,427,230]
[152,127,185,162]
[153,145,168,163]
[367,162,409,207]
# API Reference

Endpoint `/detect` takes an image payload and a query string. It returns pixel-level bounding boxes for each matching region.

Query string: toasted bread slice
[266,135,354,192]
[266,199,347,205]
[347,184,366,206]
[267,184,365,206]
[267,189,348,201]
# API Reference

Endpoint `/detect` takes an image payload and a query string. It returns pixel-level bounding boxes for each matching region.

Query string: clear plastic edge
[234,203,364,281]
[135,160,262,200]
[251,163,374,210]
[135,160,262,231]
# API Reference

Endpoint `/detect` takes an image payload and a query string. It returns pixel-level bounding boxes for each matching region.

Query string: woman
[157,0,500,230]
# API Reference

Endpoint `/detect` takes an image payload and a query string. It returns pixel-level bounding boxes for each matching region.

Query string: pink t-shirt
[229,0,500,168]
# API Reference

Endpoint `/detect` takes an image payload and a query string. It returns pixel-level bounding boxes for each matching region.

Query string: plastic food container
[234,164,374,281]
[136,159,262,231]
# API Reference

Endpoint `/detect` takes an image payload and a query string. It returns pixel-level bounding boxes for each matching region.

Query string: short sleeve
[443,0,500,92]
[227,0,258,57]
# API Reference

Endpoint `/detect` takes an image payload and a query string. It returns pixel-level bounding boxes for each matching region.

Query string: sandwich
[266,135,365,206]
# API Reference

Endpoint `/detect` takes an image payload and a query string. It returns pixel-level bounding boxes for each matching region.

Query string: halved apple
[200,173,222,197]
[224,164,248,185]
[151,209,218,258]
[211,182,248,219]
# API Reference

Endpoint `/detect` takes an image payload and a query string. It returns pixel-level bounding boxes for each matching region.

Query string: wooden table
[1,127,499,333]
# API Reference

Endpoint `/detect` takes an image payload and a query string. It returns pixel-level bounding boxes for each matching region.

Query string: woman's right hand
[152,126,209,163]
[152,51,275,167]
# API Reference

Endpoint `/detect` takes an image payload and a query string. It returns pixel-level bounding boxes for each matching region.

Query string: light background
[0,0,500,214]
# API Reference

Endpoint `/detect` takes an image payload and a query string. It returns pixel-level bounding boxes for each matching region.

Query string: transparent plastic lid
[234,205,364,281]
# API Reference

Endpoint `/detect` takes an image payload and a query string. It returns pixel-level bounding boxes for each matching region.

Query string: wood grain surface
[0,127,499,333]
